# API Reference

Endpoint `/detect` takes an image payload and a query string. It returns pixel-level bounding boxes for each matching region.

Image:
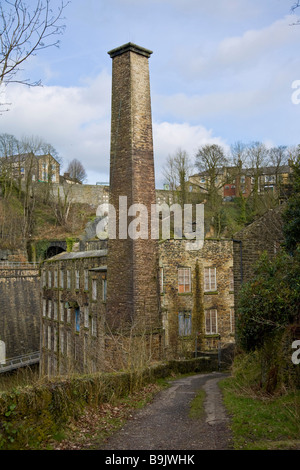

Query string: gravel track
[99,372,233,451]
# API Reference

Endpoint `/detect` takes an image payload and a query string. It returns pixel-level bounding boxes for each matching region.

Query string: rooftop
[45,249,108,262]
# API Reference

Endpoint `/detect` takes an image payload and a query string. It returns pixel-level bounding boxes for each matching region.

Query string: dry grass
[45,383,164,450]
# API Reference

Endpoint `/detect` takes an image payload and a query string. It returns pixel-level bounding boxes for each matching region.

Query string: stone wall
[51,183,109,209]
[50,183,175,213]
[0,267,40,359]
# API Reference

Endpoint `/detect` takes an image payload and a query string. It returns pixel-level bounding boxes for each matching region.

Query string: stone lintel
[108,42,153,59]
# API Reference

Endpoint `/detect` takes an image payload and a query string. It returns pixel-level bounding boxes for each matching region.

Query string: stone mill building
[40,43,236,377]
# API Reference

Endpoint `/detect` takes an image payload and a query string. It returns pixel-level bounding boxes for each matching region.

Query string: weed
[189,389,206,419]
[220,376,300,450]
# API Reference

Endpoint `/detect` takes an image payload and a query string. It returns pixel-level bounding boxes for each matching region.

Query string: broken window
[54,270,58,288]
[160,267,164,293]
[178,268,191,293]
[53,301,58,320]
[42,271,46,287]
[67,270,71,289]
[92,279,97,301]
[48,300,52,319]
[60,269,64,288]
[42,299,46,317]
[75,308,80,333]
[48,270,52,288]
[75,270,80,290]
[60,302,64,322]
[84,306,89,328]
[205,309,218,334]
[60,330,64,353]
[102,278,107,302]
[84,269,89,291]
[92,317,97,336]
[204,267,217,292]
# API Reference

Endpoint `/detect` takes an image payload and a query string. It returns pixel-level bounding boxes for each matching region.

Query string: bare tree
[0,0,69,110]
[162,154,178,192]
[66,158,87,183]
[195,144,228,209]
[246,141,270,213]
[230,141,249,193]
[247,141,269,184]
[51,183,71,228]
[163,148,193,205]
[268,146,289,185]
[0,132,19,196]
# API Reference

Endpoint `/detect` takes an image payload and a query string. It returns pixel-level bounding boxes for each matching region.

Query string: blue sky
[1,0,300,187]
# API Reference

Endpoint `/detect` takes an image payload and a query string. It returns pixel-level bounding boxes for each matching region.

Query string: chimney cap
[108,42,153,59]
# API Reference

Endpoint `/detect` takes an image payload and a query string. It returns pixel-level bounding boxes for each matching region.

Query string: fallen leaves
[48,383,162,450]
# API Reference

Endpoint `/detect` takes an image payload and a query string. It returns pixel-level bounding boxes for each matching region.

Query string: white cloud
[172,15,300,83]
[216,15,299,71]
[1,72,230,187]
[153,121,229,187]
[0,71,112,182]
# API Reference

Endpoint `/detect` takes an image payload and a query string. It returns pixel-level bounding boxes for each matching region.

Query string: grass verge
[219,376,300,450]
[189,389,206,420]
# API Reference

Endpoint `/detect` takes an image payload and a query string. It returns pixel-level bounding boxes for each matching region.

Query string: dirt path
[98,372,233,451]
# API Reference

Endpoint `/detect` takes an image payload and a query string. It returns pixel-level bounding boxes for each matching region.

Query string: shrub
[236,249,300,353]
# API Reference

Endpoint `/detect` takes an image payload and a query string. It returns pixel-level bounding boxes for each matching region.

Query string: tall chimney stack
[106,43,160,338]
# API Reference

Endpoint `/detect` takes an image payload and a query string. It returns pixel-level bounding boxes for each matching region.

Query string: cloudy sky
[1,0,300,187]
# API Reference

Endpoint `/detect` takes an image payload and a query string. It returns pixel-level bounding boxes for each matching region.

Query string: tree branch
[0,0,69,87]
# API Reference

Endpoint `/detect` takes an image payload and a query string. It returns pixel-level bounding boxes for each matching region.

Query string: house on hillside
[188,165,293,201]
[0,153,60,183]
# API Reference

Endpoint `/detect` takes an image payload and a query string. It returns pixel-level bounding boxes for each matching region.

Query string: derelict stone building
[40,250,107,375]
[159,239,235,358]
[40,236,236,375]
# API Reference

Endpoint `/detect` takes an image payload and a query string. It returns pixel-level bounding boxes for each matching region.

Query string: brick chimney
[106,43,161,337]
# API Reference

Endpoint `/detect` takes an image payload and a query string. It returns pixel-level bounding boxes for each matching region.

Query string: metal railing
[0,351,40,373]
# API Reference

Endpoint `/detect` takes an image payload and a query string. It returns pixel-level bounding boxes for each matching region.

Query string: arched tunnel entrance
[45,245,66,259]
[28,240,68,263]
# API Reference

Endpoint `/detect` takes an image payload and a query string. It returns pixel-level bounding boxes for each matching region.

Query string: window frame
[92,279,97,301]
[75,270,80,290]
[178,267,191,294]
[102,278,107,302]
[178,311,192,336]
[229,267,234,292]
[75,307,80,333]
[204,267,217,292]
[159,267,164,294]
[84,306,89,328]
[84,269,89,291]
[205,309,218,335]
